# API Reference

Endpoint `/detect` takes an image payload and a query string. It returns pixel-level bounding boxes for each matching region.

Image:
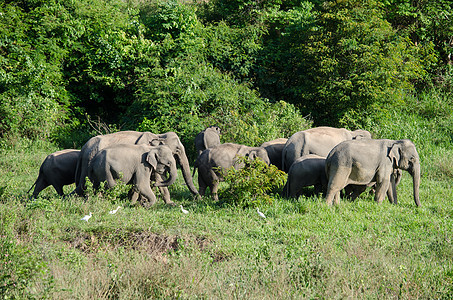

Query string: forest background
[1,0,452,153]
[1,0,453,298]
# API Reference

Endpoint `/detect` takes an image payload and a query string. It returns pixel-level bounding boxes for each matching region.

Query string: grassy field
[1,112,453,299]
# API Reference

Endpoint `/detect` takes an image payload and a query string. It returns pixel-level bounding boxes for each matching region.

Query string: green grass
[1,110,453,298]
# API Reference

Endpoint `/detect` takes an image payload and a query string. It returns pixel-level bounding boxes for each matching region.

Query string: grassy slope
[1,109,453,299]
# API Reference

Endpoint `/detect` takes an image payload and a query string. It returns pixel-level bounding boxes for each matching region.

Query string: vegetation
[1,0,452,298]
[219,156,287,208]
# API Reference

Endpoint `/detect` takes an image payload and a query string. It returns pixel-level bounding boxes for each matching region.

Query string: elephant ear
[146,150,159,169]
[388,143,402,168]
[247,151,257,160]
[150,138,165,146]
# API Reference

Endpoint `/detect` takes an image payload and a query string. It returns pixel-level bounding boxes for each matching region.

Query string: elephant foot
[142,201,152,209]
[166,201,176,207]
[141,199,157,208]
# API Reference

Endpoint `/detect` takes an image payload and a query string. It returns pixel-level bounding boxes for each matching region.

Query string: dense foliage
[220,156,287,208]
[1,0,452,151]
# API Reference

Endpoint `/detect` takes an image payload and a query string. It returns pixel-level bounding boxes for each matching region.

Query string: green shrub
[219,156,287,208]
[0,234,53,298]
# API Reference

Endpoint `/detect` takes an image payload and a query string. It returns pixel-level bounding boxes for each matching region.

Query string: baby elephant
[194,143,270,201]
[88,144,178,206]
[28,149,80,198]
[284,154,327,198]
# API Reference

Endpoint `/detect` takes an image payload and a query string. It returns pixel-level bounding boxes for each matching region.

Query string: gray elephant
[194,126,221,156]
[260,138,288,171]
[284,154,327,198]
[284,154,403,200]
[88,144,177,206]
[28,149,80,197]
[325,139,420,206]
[194,143,270,201]
[282,127,372,172]
[74,131,199,201]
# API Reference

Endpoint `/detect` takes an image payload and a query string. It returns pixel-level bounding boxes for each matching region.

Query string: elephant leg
[158,186,175,206]
[325,166,349,205]
[128,188,140,205]
[374,179,390,204]
[350,185,367,201]
[52,184,65,197]
[386,175,398,204]
[314,183,323,196]
[135,182,157,206]
[208,169,221,201]
[211,180,219,201]
[197,172,207,196]
[333,191,341,205]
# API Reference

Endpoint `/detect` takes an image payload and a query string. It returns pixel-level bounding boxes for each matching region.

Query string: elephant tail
[27,181,36,194]
[28,165,43,195]
[192,161,198,177]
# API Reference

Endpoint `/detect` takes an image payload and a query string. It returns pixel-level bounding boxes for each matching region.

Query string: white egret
[256,208,266,219]
[180,205,189,214]
[81,212,92,222]
[109,206,121,214]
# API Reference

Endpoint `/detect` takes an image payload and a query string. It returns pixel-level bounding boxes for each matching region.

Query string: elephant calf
[284,154,327,198]
[325,139,420,206]
[28,149,80,198]
[88,144,178,206]
[194,143,270,201]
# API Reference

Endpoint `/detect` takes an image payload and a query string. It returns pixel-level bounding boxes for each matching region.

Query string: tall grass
[1,90,453,299]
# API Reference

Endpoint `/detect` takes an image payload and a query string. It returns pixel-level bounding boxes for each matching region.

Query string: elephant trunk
[412,164,421,207]
[176,153,200,196]
[155,162,178,187]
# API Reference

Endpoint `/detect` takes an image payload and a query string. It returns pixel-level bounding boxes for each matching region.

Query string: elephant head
[204,126,221,148]
[351,129,372,140]
[388,139,421,206]
[155,132,199,195]
[207,125,221,135]
[146,145,178,187]
[247,148,271,165]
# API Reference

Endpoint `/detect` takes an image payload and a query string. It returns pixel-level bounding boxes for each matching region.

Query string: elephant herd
[29,125,421,207]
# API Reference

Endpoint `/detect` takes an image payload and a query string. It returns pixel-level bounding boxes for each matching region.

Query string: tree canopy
[1,0,451,153]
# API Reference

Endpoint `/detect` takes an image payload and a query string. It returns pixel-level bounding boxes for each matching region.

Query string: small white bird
[180,205,189,214]
[256,208,266,219]
[81,212,92,222]
[109,206,121,214]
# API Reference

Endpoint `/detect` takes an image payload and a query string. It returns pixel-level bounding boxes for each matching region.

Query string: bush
[219,156,287,208]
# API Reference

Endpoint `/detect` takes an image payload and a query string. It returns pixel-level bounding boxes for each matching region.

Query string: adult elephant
[325,139,420,206]
[284,154,327,198]
[260,138,287,171]
[194,126,222,156]
[282,127,372,172]
[194,143,270,201]
[284,154,403,200]
[74,131,199,199]
[88,144,177,206]
[28,149,80,198]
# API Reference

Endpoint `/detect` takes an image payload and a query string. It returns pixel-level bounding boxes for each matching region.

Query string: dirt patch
[68,229,210,257]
